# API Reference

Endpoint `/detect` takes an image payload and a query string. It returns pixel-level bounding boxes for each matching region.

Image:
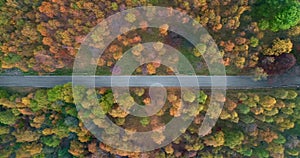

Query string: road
[1,75,300,89]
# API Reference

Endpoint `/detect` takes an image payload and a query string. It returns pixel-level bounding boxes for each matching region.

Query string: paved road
[0,75,300,89]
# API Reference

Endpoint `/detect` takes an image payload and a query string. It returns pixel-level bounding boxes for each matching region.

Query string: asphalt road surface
[1,75,300,89]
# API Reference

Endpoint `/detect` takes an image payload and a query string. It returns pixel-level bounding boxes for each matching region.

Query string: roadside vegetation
[0,0,299,77]
[0,85,300,157]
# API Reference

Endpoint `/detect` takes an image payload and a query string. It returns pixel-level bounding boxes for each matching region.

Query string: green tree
[111,2,118,11]
[0,126,10,135]
[115,117,125,126]
[265,116,274,123]
[47,85,63,102]
[266,142,284,155]
[0,89,8,98]
[285,90,298,100]
[286,149,299,157]
[0,110,17,125]
[237,146,253,157]
[224,129,244,149]
[240,115,255,124]
[273,89,288,99]
[2,53,21,65]
[250,36,259,47]
[198,91,208,104]
[65,105,78,117]
[58,147,72,157]
[253,148,270,158]
[237,104,250,114]
[99,91,114,114]
[253,0,300,31]
[30,89,50,111]
[273,134,286,144]
[41,135,61,147]
[140,117,150,127]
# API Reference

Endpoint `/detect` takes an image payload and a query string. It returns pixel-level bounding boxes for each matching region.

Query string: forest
[0,85,300,157]
[0,0,299,76]
[0,0,300,157]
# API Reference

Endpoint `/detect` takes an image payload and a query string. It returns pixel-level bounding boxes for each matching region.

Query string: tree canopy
[253,0,300,31]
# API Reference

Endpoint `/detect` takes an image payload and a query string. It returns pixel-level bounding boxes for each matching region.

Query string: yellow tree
[263,38,293,56]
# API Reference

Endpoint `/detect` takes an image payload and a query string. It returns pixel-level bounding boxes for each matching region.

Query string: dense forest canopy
[0,0,299,77]
[0,86,300,157]
[0,0,300,157]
